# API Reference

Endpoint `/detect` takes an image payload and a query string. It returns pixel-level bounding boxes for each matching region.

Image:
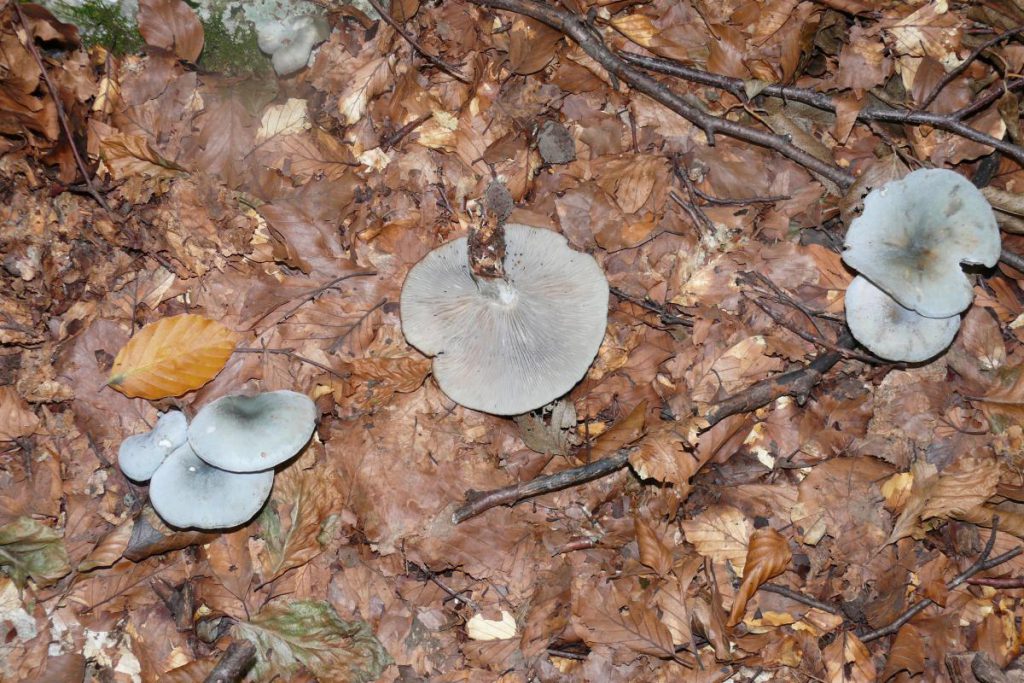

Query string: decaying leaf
[137,0,204,62]
[0,516,71,588]
[107,314,238,399]
[681,505,752,576]
[0,386,39,442]
[233,600,393,681]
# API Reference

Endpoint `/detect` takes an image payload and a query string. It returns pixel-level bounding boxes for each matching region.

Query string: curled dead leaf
[726,526,791,627]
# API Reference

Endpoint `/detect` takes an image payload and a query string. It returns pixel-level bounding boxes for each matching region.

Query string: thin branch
[610,286,692,327]
[620,52,1024,169]
[453,332,854,523]
[10,2,116,218]
[920,26,1024,110]
[966,576,1024,588]
[274,271,377,326]
[328,298,388,354]
[466,0,856,190]
[235,346,349,380]
[363,0,469,83]
[859,518,1022,642]
[382,113,431,149]
[452,450,630,523]
[204,641,257,683]
[760,583,839,614]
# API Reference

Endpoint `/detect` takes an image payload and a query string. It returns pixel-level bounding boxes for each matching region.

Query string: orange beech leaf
[634,518,673,577]
[727,527,792,627]
[107,315,239,399]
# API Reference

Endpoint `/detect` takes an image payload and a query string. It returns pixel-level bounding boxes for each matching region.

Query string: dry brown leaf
[573,582,675,658]
[99,131,186,180]
[588,401,647,460]
[634,518,673,577]
[727,527,791,627]
[507,17,562,74]
[629,423,704,488]
[348,356,430,394]
[960,307,1006,374]
[137,0,204,62]
[681,505,752,576]
[690,336,784,404]
[823,631,876,683]
[107,314,238,399]
[256,454,337,585]
[0,386,39,442]
[78,518,134,572]
[207,529,254,602]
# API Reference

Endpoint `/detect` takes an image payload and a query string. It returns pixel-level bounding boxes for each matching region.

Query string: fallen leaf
[107,314,239,399]
[0,516,71,588]
[727,527,792,626]
[234,599,393,681]
[681,505,752,576]
[137,0,204,62]
[0,386,39,441]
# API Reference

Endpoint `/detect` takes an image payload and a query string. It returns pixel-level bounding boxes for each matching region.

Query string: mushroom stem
[467,217,507,280]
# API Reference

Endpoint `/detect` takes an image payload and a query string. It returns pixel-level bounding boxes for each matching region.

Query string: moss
[194,4,272,76]
[46,0,273,75]
[53,0,144,54]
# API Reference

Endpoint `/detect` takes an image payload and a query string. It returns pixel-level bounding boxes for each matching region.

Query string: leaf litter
[5,0,1024,680]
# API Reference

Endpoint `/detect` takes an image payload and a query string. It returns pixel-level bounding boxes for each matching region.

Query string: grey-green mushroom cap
[118,410,188,482]
[256,16,330,76]
[149,444,274,530]
[400,224,609,415]
[188,390,317,473]
[842,168,999,319]
[845,275,961,362]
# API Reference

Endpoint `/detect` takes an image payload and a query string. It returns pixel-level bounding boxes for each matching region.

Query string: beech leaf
[233,599,392,682]
[107,314,239,399]
[727,527,792,627]
[0,516,71,588]
[137,0,204,62]
[680,505,752,575]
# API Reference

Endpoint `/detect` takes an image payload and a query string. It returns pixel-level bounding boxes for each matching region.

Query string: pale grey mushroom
[400,224,609,415]
[188,390,317,473]
[845,276,960,362]
[149,444,274,530]
[118,410,188,482]
[257,15,330,76]
[842,168,1000,319]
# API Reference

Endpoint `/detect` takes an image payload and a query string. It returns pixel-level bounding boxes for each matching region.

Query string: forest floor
[4,0,1024,681]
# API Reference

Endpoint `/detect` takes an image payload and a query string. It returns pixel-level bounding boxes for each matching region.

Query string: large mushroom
[149,444,274,530]
[256,15,330,76]
[400,223,609,415]
[844,276,960,362]
[842,168,1000,319]
[187,390,317,473]
[118,410,188,482]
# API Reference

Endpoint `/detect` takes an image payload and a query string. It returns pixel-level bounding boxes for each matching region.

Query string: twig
[920,26,1024,110]
[204,641,257,683]
[328,298,388,354]
[452,451,630,523]
[610,286,692,327]
[966,576,1024,588]
[382,113,431,149]
[466,0,856,190]
[620,52,1024,169]
[10,2,116,218]
[859,518,1022,642]
[452,332,854,523]
[235,346,349,380]
[1000,249,1024,273]
[274,271,377,326]
[363,0,469,83]
[760,583,839,615]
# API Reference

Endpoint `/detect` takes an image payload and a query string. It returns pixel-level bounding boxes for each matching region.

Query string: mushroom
[187,390,317,473]
[149,444,274,530]
[844,275,960,362]
[842,168,1000,319]
[118,410,188,482]
[400,223,609,415]
[256,15,330,76]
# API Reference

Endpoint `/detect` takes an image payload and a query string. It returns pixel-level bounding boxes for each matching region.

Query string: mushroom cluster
[118,391,317,530]
[400,224,609,415]
[842,168,1000,362]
